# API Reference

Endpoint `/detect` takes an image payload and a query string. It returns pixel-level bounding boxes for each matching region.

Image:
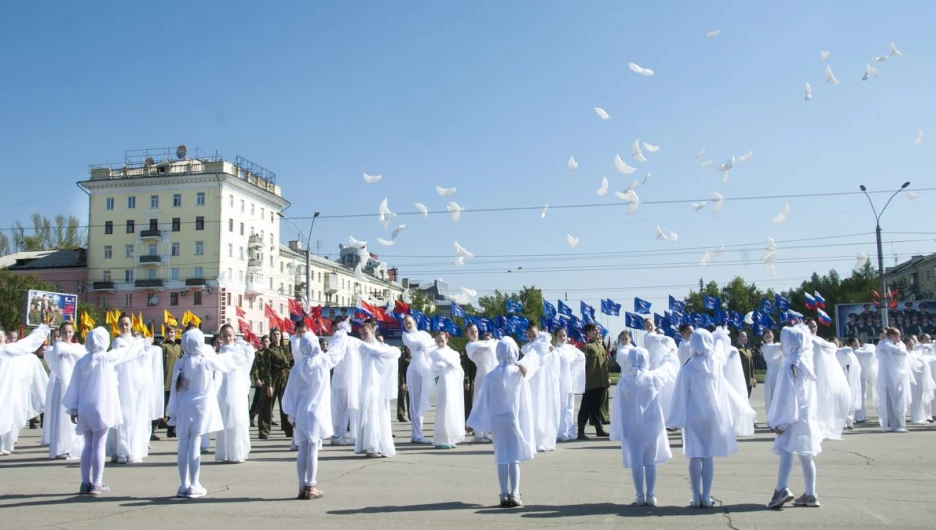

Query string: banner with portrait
[25,289,78,327]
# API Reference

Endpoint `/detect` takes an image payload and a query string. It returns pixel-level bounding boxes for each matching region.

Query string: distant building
[5,248,90,303]
[885,252,936,301]
[404,278,454,316]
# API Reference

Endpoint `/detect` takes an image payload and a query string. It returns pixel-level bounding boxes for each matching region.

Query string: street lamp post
[278,212,320,306]
[859,182,910,329]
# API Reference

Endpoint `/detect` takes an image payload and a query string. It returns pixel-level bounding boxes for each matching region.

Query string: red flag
[304,316,317,334]
[359,300,394,323]
[263,304,282,330]
[236,306,246,318]
[308,305,322,319]
[237,318,253,341]
[281,317,295,334]
[288,299,306,318]
[317,317,332,335]
[393,299,410,316]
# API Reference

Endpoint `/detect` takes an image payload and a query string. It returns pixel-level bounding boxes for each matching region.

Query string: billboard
[26,289,78,328]
[834,300,935,342]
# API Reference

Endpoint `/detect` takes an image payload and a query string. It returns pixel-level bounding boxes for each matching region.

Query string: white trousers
[332,388,360,442]
[297,439,321,487]
[856,379,871,422]
[80,429,108,486]
[178,435,204,491]
[558,392,576,440]
[497,463,520,496]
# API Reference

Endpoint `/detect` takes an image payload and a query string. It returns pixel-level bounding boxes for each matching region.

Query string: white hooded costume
[875,338,910,431]
[762,342,784,414]
[0,325,51,454]
[429,342,466,447]
[43,339,87,459]
[810,334,851,441]
[556,340,585,441]
[465,338,498,440]
[853,344,878,422]
[611,346,672,468]
[835,346,863,428]
[769,327,823,457]
[402,329,436,442]
[106,333,156,462]
[908,344,936,424]
[330,321,362,444]
[714,328,755,437]
[522,332,560,452]
[215,339,256,463]
[643,333,680,422]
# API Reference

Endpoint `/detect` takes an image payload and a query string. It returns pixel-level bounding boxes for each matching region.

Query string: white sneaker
[176,486,188,498]
[187,485,207,498]
[634,494,646,506]
[895,428,909,433]
[646,495,657,506]
[115,455,128,464]
[0,450,10,456]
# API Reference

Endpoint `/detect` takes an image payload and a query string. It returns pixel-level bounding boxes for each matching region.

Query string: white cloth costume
[835,347,863,428]
[677,339,691,367]
[875,339,910,431]
[63,327,149,488]
[762,342,784,414]
[166,329,251,497]
[853,344,878,422]
[215,340,255,463]
[810,335,851,441]
[556,341,585,441]
[347,334,401,457]
[467,337,540,500]
[106,334,156,462]
[908,344,935,424]
[644,333,680,423]
[282,331,347,489]
[44,340,87,458]
[429,344,466,447]
[714,328,755,436]
[522,332,560,452]
[402,329,436,442]
[0,325,51,454]
[330,322,362,444]
[919,344,936,419]
[465,338,498,440]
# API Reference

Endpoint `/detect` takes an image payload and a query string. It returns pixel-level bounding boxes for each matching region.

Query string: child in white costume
[666,329,755,508]
[429,332,465,449]
[44,323,87,459]
[402,317,436,444]
[465,324,498,442]
[467,337,540,508]
[166,328,251,498]
[875,328,910,432]
[215,325,256,463]
[768,325,823,509]
[554,328,585,442]
[0,325,51,456]
[106,315,157,464]
[62,327,150,495]
[522,327,560,452]
[282,329,347,499]
[611,346,672,506]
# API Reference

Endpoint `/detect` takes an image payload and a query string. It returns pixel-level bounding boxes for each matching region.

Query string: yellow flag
[161,323,166,338]
[164,309,178,327]
[104,311,114,326]
[190,312,202,328]
[181,310,191,327]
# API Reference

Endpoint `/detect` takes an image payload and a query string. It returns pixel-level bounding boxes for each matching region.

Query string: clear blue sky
[2,1,934,331]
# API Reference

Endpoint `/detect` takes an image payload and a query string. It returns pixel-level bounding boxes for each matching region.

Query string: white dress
[430,345,466,446]
[666,329,755,458]
[644,333,680,422]
[402,330,436,420]
[0,326,51,447]
[611,347,672,468]
[762,343,784,414]
[44,340,87,458]
[215,341,256,462]
[835,347,863,424]
[714,329,755,436]
[875,339,911,430]
[769,326,822,456]
[908,345,936,424]
[330,323,362,437]
[466,339,498,411]
[811,336,851,441]
[556,342,585,441]
[522,332,560,451]
[107,334,155,461]
[282,331,347,444]
[351,337,401,457]
[854,344,878,422]
[467,338,540,465]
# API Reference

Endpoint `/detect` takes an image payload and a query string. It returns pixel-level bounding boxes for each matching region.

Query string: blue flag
[581,301,596,322]
[450,302,466,319]
[668,295,686,313]
[653,313,665,329]
[760,298,773,314]
[543,300,557,320]
[703,295,720,312]
[775,293,790,311]
[601,299,621,316]
[625,312,645,329]
[557,300,573,317]
[634,297,652,315]
[506,299,523,315]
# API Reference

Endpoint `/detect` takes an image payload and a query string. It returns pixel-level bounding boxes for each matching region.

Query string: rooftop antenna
[144,157,155,167]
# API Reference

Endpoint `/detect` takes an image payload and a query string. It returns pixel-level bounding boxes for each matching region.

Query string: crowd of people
[843,303,936,344]
[0,310,934,509]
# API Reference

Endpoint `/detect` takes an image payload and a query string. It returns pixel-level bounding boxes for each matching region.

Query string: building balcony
[140,229,162,239]
[247,258,262,269]
[246,281,264,296]
[139,254,161,265]
[185,278,208,287]
[92,281,115,291]
[135,279,164,289]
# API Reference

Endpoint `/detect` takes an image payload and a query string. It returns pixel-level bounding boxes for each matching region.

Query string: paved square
[2,387,935,529]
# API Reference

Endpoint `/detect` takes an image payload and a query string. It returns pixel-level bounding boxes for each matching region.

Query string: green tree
[477,285,544,325]
[406,289,436,315]
[0,232,10,256]
[0,270,51,333]
[77,301,110,337]
[10,213,86,253]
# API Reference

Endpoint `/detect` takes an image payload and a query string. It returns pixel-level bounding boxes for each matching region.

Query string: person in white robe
[402,317,436,444]
[328,317,362,446]
[642,321,680,425]
[345,319,401,457]
[611,346,672,507]
[853,341,878,423]
[63,327,151,495]
[283,329,347,499]
[522,326,560,452]
[166,327,251,498]
[215,324,256,463]
[44,322,87,459]
[467,337,540,508]
[676,324,694,366]
[429,332,466,449]
[666,329,755,509]
[106,314,156,463]
[714,327,755,436]
[761,330,784,414]
[465,323,498,442]
[835,338,863,430]
[554,328,585,442]
[804,320,851,441]
[906,337,935,424]
[0,325,51,455]
[875,327,910,432]
[767,325,823,509]
[918,335,936,421]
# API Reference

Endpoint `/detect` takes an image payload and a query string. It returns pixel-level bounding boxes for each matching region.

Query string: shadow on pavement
[475,502,767,518]
[328,501,484,515]
[0,495,136,509]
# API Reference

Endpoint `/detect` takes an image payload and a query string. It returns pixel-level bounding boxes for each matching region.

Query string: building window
[271,212,274,223]
[194,241,204,256]
[126,220,135,234]
[229,195,234,208]
[227,292,231,306]
[280,262,284,273]
[239,247,244,259]
[172,217,180,231]
[123,294,132,308]
[173,194,182,207]
[76,281,84,293]
[171,268,179,281]
[127,196,136,209]
[227,268,232,281]
[196,192,206,206]
[228,244,233,258]
[125,270,134,282]
[195,216,205,230]
[250,203,255,216]
[269,233,273,246]
[193,291,203,305]
[149,218,158,231]
[238,294,243,307]
[104,245,112,259]
[261,207,265,220]
[194,266,203,278]
[269,278,274,289]
[229,219,234,232]
[104,221,113,234]
[147,268,157,280]
[148,243,157,256]
[97,295,109,308]
[125,244,134,258]
[269,255,274,266]
[171,243,180,256]
[238,271,244,282]
[103,270,112,282]
[150,195,159,209]
[147,294,159,307]
[170,292,179,306]
[105,197,114,210]
[241,199,245,213]
[240,222,244,236]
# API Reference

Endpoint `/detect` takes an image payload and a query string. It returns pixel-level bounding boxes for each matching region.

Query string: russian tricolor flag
[817,308,832,326]
[813,291,826,309]
[804,292,817,309]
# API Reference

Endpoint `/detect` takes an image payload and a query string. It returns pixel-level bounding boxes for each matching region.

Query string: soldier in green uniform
[736,331,756,397]
[258,328,293,440]
[397,346,411,422]
[160,327,182,438]
[249,335,270,428]
[577,323,610,439]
